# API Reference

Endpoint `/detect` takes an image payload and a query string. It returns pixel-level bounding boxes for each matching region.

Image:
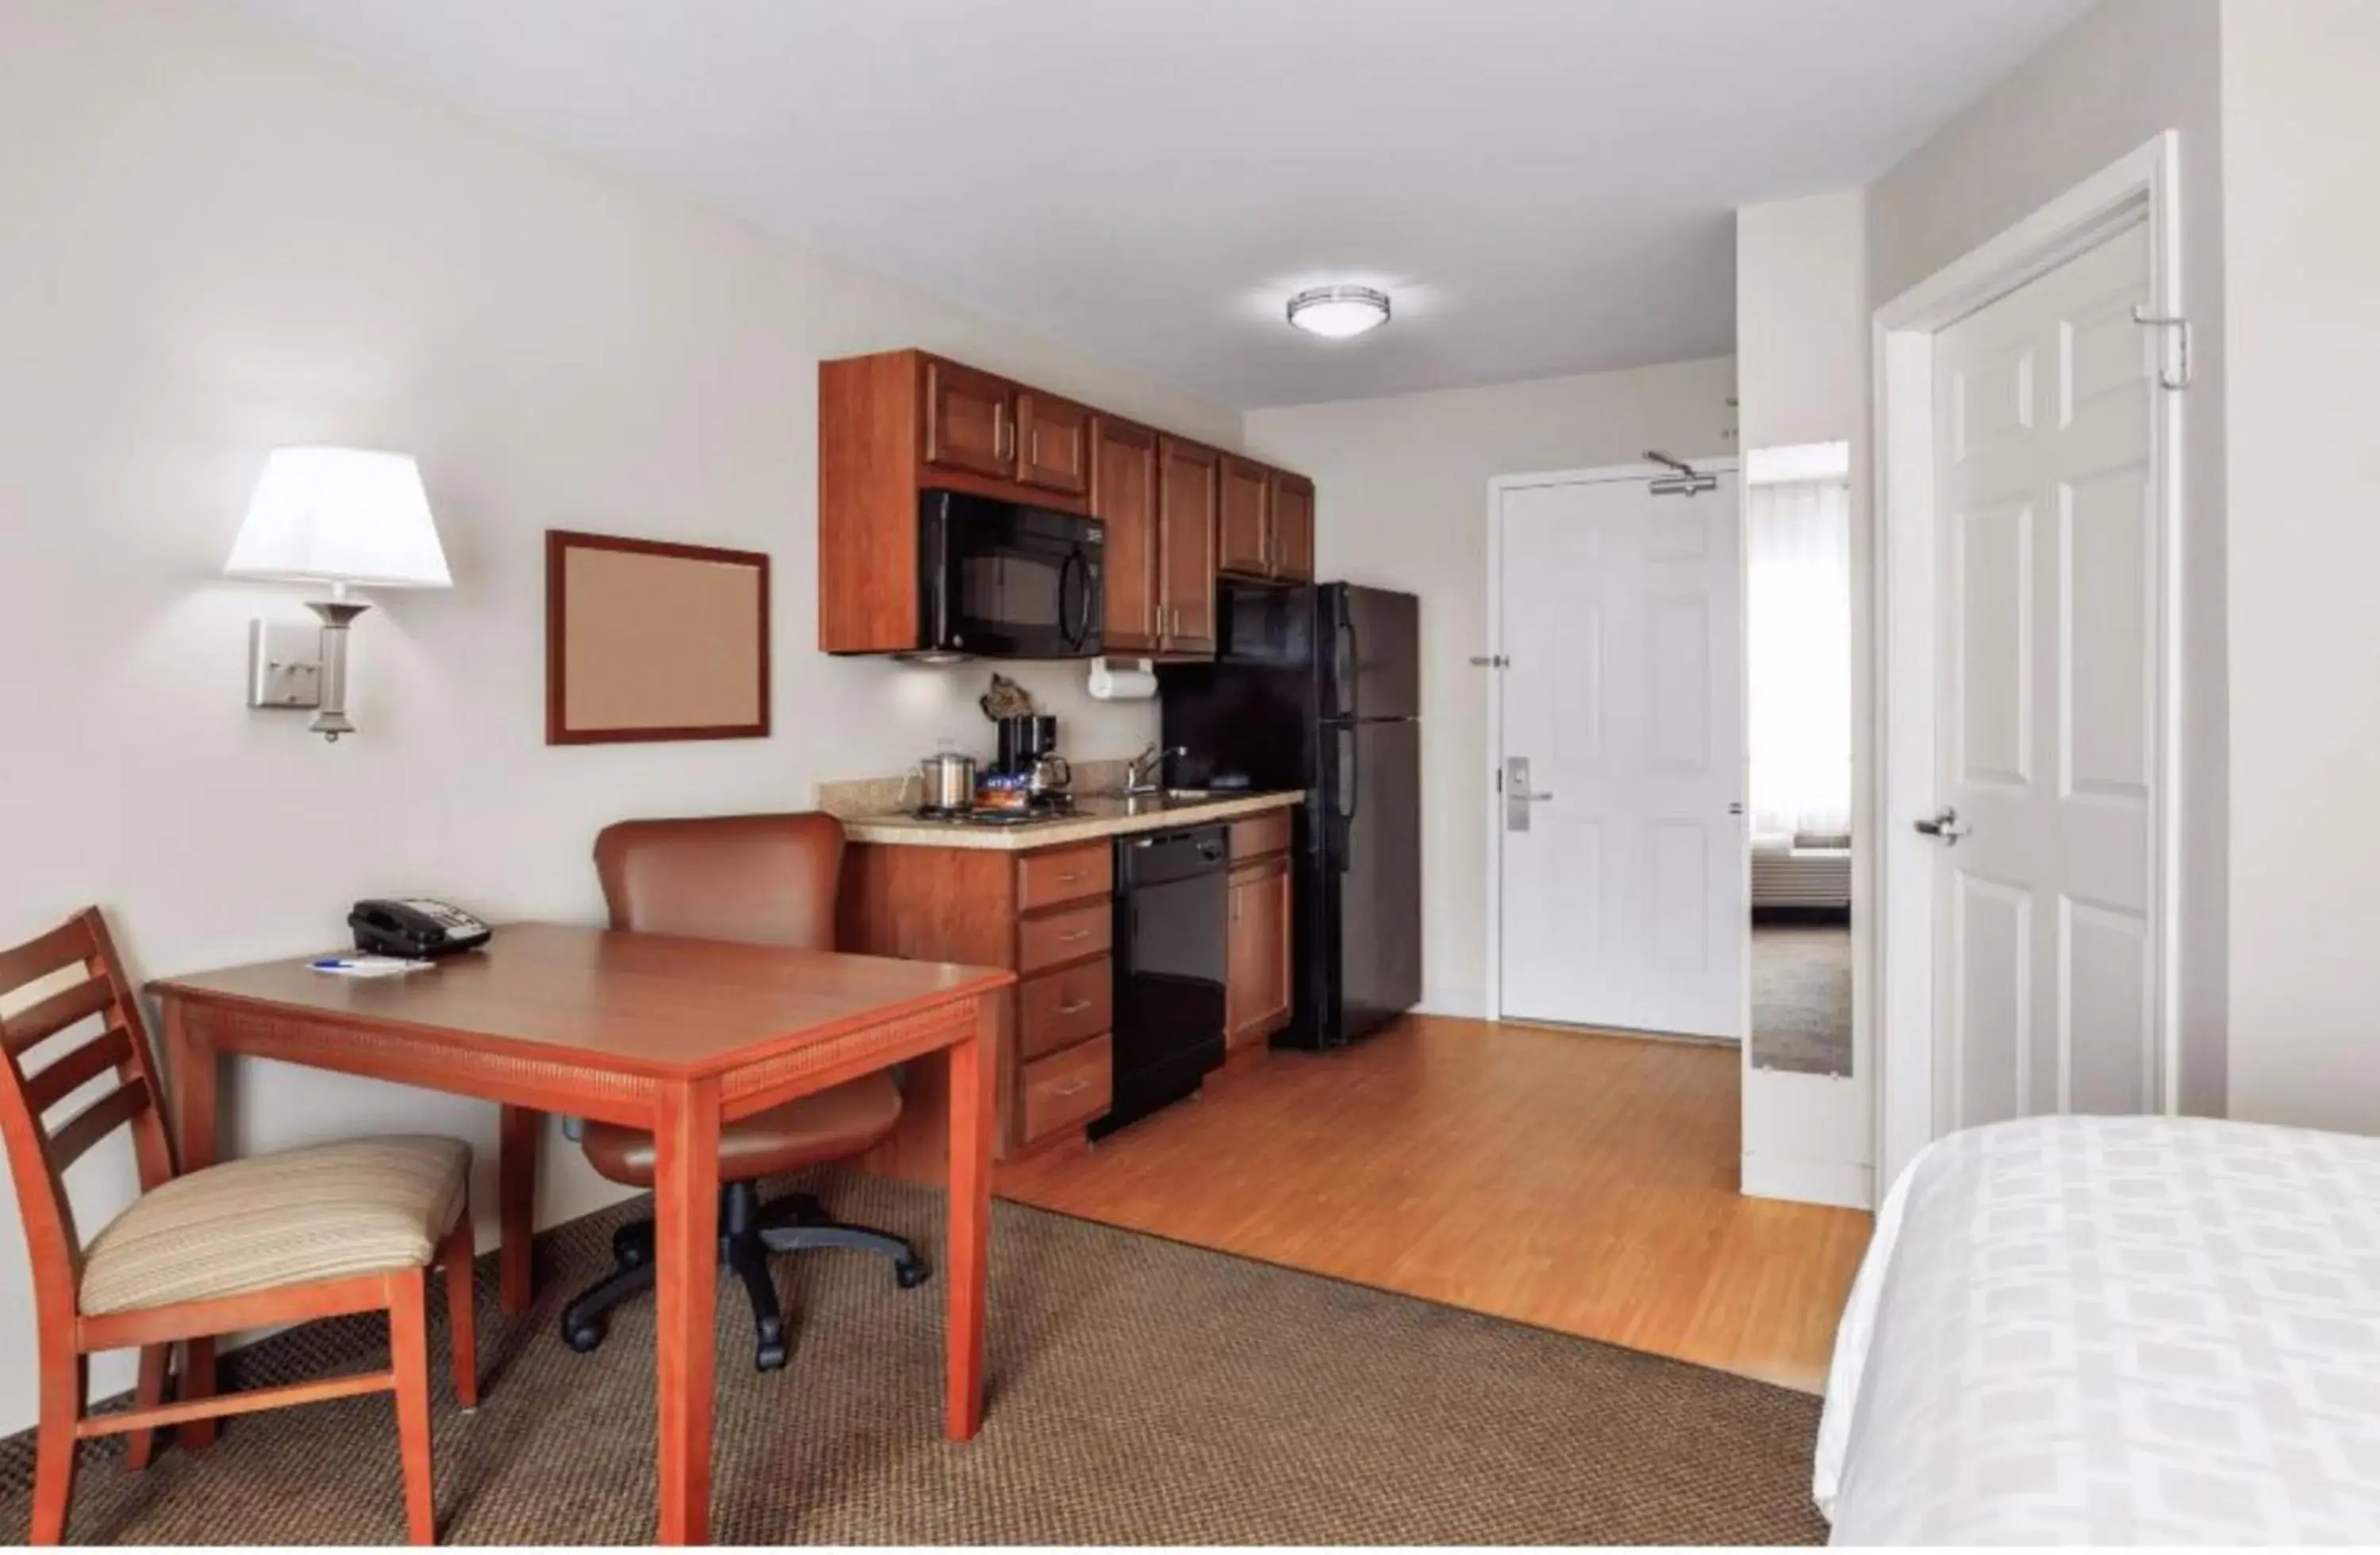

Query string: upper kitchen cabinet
[818,347,1314,656]
[1014,389,1093,498]
[1269,470,1315,582]
[922,356,1015,481]
[1092,417,1161,655]
[1156,436,1219,655]
[1217,455,1272,576]
[1219,459,1316,583]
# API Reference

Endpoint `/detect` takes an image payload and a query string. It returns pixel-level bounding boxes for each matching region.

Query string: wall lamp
[225,446,451,741]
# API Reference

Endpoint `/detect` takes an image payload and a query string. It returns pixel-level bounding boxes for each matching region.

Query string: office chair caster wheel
[562,1315,607,1353]
[895,1256,931,1290]
[611,1223,650,1269]
[754,1317,789,1373]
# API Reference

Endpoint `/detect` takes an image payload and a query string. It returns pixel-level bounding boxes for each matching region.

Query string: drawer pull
[1052,1079,1092,1097]
[1057,871,1084,882]
[1057,998,1095,1015]
[1060,929,1092,943]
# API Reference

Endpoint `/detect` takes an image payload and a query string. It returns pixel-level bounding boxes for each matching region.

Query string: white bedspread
[1814,1115,2380,1544]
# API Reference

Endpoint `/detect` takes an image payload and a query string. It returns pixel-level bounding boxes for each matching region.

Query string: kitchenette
[808,347,1420,1173]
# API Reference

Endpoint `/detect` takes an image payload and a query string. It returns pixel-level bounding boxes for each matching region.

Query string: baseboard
[1415,986,1486,1019]
[1740,1154,1872,1210]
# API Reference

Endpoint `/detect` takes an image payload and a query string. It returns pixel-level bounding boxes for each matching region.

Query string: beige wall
[1866,0,2230,1117]
[0,0,1238,1434]
[2219,0,2380,1134]
[1737,190,1868,453]
[1244,359,1739,1016]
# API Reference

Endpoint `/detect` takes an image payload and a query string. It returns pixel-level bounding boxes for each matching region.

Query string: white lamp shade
[225,447,451,588]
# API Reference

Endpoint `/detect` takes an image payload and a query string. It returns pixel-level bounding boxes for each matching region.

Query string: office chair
[559,812,927,1372]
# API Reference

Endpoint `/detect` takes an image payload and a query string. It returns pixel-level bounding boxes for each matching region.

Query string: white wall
[1244,359,1737,1017]
[0,0,1238,1434]
[1737,190,1868,454]
[1734,190,1873,1209]
[1864,0,2230,1118]
[2219,0,2380,1135]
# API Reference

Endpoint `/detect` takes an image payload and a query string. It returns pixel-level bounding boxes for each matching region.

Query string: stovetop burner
[908,793,1077,827]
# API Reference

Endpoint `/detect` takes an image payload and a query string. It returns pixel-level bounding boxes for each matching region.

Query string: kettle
[919,748,976,812]
[1027,753,1072,798]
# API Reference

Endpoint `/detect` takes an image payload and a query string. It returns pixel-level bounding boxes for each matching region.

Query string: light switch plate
[248,620,322,709]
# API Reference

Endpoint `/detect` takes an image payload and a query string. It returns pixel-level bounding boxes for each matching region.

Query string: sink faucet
[1124,743,1183,796]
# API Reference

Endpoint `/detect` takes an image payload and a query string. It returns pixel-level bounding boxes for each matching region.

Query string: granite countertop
[840,789,1303,851]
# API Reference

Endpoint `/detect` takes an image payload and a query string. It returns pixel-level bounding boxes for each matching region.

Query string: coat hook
[2131,305,2191,390]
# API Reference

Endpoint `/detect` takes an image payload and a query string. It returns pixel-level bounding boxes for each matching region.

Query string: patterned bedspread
[1815,1115,2380,1543]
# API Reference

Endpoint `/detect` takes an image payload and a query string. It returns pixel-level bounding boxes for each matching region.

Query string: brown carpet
[0,1171,1826,1545]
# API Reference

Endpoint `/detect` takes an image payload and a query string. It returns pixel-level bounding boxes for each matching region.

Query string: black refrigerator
[1159,582,1422,1049]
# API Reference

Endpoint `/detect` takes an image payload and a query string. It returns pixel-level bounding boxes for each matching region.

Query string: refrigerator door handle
[1338,605,1361,723]
[1336,724,1360,835]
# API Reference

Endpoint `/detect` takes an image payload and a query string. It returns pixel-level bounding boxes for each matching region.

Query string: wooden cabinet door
[923,357,1015,480]
[1015,390,1092,497]
[1269,470,1315,582]
[1228,856,1293,1046]
[1217,455,1273,576]
[1156,437,1219,654]
[1091,417,1161,654]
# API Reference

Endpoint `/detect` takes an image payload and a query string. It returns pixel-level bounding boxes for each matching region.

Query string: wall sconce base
[304,597,370,743]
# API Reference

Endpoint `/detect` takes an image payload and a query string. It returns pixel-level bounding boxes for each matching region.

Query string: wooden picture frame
[545,529,771,745]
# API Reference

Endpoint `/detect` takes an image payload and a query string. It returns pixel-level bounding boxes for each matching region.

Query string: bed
[1815,1115,2380,1543]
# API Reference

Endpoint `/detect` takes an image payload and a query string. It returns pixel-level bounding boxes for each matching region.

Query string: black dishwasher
[1091,824,1228,1140]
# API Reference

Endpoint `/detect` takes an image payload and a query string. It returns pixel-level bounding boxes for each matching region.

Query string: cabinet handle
[995,406,1012,462]
[1057,999,1095,1016]
[1060,929,1092,943]
[1052,1078,1091,1097]
[1056,871,1083,883]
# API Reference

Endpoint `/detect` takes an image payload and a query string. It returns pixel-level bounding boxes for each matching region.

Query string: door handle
[1504,757,1550,831]
[1914,807,1971,845]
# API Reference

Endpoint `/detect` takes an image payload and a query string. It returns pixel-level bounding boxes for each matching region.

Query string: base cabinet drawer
[1018,957,1113,1062]
[1017,900,1111,974]
[1018,842,1112,912]
[1021,1035,1111,1142]
[1230,808,1292,860]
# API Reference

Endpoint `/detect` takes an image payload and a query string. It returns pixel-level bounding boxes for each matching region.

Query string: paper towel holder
[1088,655,1158,701]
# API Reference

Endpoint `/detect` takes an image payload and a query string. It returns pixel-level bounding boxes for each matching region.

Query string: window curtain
[1747,478,1852,840]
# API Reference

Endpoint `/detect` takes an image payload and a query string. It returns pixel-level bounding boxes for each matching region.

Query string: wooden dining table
[149,923,1015,1545]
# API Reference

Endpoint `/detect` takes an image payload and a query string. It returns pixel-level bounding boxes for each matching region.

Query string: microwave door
[956,548,1069,657]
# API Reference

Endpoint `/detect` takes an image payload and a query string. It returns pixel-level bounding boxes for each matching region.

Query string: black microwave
[912,490,1104,660]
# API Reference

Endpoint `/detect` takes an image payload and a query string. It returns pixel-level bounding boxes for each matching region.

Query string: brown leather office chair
[560,813,927,1372]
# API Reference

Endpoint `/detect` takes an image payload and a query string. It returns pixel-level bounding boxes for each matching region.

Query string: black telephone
[349,899,493,959]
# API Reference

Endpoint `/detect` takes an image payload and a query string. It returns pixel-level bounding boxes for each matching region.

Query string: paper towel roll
[1087,655,1158,701]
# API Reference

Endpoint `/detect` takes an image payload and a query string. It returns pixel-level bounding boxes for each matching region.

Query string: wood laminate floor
[999,1015,1872,1393]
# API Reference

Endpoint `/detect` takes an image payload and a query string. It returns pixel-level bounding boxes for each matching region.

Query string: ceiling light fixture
[1286,285,1391,340]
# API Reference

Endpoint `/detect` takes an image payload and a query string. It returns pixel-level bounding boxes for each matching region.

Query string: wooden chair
[0,908,478,1545]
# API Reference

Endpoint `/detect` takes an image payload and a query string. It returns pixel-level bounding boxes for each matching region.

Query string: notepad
[309,955,433,978]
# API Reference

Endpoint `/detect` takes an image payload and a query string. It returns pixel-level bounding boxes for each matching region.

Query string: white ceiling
[222,0,2093,409]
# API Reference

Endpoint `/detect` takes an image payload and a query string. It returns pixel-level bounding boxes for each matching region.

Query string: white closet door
[1930,218,2160,1125]
[1499,473,1745,1039]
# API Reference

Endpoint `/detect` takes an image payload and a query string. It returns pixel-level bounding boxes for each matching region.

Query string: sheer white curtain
[1747,478,1852,839]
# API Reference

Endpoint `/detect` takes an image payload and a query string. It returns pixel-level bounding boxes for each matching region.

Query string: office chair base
[559,1181,928,1369]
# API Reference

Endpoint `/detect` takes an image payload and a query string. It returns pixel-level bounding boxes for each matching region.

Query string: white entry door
[1497,471,1745,1039]
[1929,219,2161,1125]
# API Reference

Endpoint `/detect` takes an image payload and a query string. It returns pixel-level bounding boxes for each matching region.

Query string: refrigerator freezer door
[1325,586,1422,724]
[1319,715,1423,1042]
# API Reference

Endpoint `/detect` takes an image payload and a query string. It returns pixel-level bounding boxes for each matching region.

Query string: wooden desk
[150,923,1014,1545]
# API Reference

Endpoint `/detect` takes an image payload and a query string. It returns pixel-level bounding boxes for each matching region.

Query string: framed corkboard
[545,530,770,744]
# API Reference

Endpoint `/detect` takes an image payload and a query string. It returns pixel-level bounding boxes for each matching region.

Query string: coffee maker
[995,715,1071,804]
